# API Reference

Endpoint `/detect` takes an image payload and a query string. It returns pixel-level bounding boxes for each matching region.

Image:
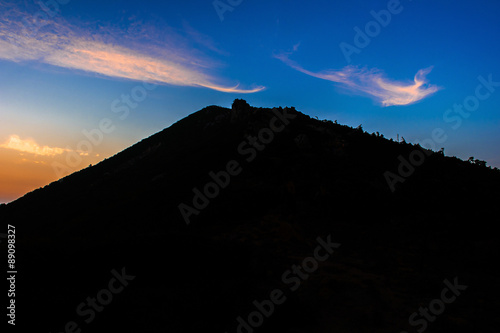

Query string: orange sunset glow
[0,134,118,203]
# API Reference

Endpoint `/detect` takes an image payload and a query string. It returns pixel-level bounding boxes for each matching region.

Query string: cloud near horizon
[275,53,440,106]
[0,135,75,157]
[0,4,264,94]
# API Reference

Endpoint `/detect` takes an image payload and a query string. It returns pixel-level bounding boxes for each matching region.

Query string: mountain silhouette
[1,100,499,332]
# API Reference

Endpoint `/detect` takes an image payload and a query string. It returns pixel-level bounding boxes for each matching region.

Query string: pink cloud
[0,5,264,94]
[275,53,440,106]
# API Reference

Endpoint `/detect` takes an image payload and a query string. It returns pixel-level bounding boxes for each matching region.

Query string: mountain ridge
[4,100,498,215]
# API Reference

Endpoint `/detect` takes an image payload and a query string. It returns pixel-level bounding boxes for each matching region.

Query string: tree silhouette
[232,98,250,111]
[475,159,487,167]
[468,156,487,167]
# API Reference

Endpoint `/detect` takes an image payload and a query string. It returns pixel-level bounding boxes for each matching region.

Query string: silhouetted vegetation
[468,156,488,168]
[232,98,251,111]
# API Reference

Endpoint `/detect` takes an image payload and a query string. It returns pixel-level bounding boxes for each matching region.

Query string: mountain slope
[2,100,500,332]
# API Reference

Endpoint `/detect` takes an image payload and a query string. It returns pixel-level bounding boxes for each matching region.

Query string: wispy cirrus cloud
[0,135,73,157]
[274,52,440,106]
[0,3,264,93]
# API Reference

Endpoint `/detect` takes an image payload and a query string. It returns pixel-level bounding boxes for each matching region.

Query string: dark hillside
[2,100,499,332]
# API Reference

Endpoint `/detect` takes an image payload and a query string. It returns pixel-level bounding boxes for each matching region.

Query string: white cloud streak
[0,3,264,93]
[275,53,440,106]
[0,135,73,157]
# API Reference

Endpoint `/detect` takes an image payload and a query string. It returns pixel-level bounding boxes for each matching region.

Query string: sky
[1,0,500,203]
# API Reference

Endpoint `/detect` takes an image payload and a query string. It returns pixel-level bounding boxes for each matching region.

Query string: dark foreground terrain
[1,100,499,332]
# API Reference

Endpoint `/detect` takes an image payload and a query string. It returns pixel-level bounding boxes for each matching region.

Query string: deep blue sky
[1,0,500,202]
